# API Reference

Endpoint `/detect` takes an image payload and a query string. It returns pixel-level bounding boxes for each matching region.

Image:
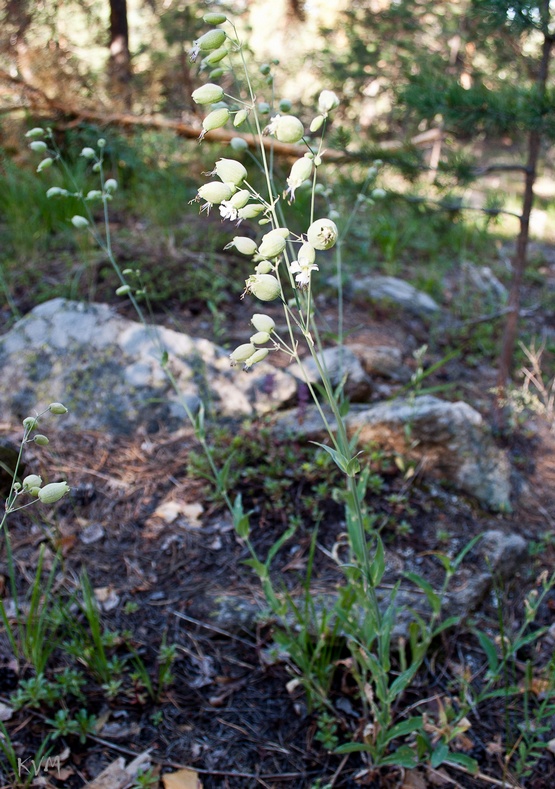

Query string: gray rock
[273,395,511,511]
[351,275,440,316]
[288,346,373,402]
[0,299,297,434]
[462,262,507,301]
[348,344,411,382]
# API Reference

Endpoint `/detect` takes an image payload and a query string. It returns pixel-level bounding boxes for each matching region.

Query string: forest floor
[1,227,555,789]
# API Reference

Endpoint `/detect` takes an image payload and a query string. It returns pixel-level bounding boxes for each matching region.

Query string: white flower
[265,114,281,136]
[219,201,238,221]
[289,255,319,288]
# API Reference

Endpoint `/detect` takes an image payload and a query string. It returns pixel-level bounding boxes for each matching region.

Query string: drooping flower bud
[34,434,49,446]
[237,204,265,220]
[298,242,316,263]
[209,68,225,80]
[105,179,118,193]
[255,260,273,274]
[196,29,227,52]
[203,12,227,24]
[251,314,276,333]
[310,115,325,133]
[49,402,68,414]
[192,83,224,105]
[203,47,228,65]
[116,285,132,296]
[71,215,89,228]
[307,218,339,250]
[197,181,233,207]
[229,190,251,209]
[46,187,69,198]
[25,128,44,138]
[200,108,230,139]
[318,90,340,115]
[244,348,269,368]
[86,190,103,201]
[230,137,249,152]
[230,343,256,366]
[271,115,304,144]
[279,99,292,112]
[246,274,281,301]
[29,141,47,153]
[258,228,289,258]
[225,237,258,256]
[23,417,38,430]
[286,156,313,201]
[250,331,271,344]
[213,158,247,186]
[37,157,53,173]
[80,147,96,158]
[23,474,43,491]
[234,110,248,127]
[38,481,70,504]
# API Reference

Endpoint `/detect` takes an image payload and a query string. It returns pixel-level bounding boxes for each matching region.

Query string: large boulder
[288,346,373,402]
[0,299,297,434]
[274,395,511,511]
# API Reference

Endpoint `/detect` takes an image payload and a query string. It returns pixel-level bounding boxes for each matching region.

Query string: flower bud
[105,178,118,193]
[196,29,227,51]
[251,314,276,333]
[229,189,251,209]
[246,274,281,301]
[209,68,225,80]
[230,137,249,152]
[259,63,271,76]
[197,181,233,206]
[23,474,43,490]
[37,157,53,173]
[38,481,70,504]
[29,487,41,498]
[237,204,265,220]
[25,127,44,138]
[244,348,269,368]
[86,190,103,201]
[318,90,340,114]
[279,99,292,112]
[29,141,47,153]
[371,188,386,199]
[298,242,316,263]
[200,108,230,138]
[203,12,227,24]
[80,147,96,158]
[34,434,49,446]
[286,157,313,200]
[273,115,304,144]
[23,417,38,431]
[307,218,339,250]
[258,228,289,258]
[234,110,248,127]
[230,343,256,365]
[203,47,228,65]
[214,158,247,186]
[255,260,273,274]
[225,236,258,256]
[116,285,132,296]
[97,138,106,147]
[257,102,270,115]
[46,187,69,198]
[49,402,68,414]
[310,115,325,133]
[250,331,271,344]
[71,215,89,228]
[192,83,224,105]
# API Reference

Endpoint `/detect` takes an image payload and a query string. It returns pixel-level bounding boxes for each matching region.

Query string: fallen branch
[0,69,439,161]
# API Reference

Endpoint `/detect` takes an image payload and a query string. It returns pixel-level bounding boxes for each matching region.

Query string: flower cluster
[189,15,341,371]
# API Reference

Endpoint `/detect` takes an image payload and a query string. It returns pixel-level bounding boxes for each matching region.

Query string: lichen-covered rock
[0,299,296,434]
[288,346,373,402]
[351,275,440,316]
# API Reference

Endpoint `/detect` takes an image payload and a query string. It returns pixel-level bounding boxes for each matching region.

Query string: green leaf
[266,523,296,565]
[232,494,250,539]
[474,629,499,674]
[445,752,479,773]
[335,742,370,754]
[382,716,423,746]
[405,571,441,615]
[431,741,449,768]
[244,558,268,580]
[370,536,385,586]
[379,745,418,768]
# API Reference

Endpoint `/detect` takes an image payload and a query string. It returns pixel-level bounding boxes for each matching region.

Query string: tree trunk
[108,0,131,108]
[496,28,553,419]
